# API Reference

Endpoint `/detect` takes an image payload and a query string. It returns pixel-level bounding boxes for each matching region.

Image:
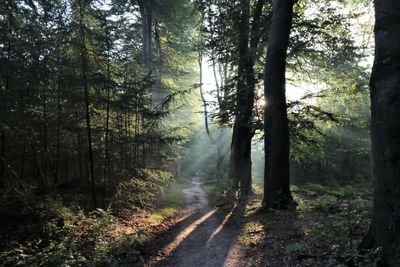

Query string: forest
[0,0,399,266]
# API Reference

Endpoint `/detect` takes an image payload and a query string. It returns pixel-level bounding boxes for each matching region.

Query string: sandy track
[147,177,243,267]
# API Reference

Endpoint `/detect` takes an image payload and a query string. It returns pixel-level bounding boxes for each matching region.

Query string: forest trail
[147,177,244,267]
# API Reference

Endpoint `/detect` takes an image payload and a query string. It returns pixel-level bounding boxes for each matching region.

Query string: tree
[137,0,152,70]
[0,0,197,207]
[262,0,295,209]
[228,0,267,197]
[362,0,400,264]
[78,0,97,208]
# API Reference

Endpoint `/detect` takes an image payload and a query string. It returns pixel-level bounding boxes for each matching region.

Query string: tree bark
[137,0,152,70]
[0,131,5,187]
[1,14,13,188]
[229,0,266,197]
[262,0,294,209]
[363,0,400,264]
[229,0,253,197]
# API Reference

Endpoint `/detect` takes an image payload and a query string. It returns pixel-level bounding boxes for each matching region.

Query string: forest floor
[144,178,375,267]
[0,176,374,266]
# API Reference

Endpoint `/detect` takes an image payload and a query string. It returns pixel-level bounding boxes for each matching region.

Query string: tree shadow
[238,208,310,266]
[145,201,247,267]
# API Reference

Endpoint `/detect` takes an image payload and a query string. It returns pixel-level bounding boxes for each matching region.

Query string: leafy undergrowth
[0,179,186,266]
[234,183,379,267]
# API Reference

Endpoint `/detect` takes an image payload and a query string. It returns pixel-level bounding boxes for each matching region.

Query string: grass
[160,183,186,209]
[146,181,186,225]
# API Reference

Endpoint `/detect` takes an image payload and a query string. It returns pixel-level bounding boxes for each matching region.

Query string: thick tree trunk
[229,0,267,197]
[229,0,253,197]
[262,0,294,209]
[230,125,253,195]
[364,0,400,265]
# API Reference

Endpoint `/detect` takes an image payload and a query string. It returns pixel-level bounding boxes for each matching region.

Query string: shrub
[110,169,173,218]
[0,190,146,267]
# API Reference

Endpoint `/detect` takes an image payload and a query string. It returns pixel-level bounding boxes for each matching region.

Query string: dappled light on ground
[155,208,218,260]
[147,177,243,267]
[146,182,373,266]
[206,202,237,247]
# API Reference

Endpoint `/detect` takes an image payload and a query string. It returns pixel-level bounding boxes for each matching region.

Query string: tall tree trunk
[42,87,48,186]
[216,127,227,178]
[54,84,61,186]
[262,0,294,209]
[229,0,253,197]
[103,15,111,204]
[54,49,62,187]
[362,0,400,264]
[212,56,227,179]
[137,0,152,70]
[1,17,12,188]
[54,6,65,187]
[154,19,163,67]
[0,131,5,187]
[79,0,97,208]
[141,115,146,168]
[77,130,83,181]
[198,53,213,139]
[229,0,266,197]
[19,119,28,181]
[31,139,44,186]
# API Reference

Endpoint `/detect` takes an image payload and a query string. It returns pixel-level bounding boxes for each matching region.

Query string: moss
[238,221,265,246]
[242,221,264,233]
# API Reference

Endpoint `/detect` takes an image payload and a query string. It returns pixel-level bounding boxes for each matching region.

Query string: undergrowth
[293,183,376,266]
[237,182,377,266]
[0,170,185,267]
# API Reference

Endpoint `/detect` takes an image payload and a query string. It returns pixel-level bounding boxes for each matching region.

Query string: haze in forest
[1,0,400,266]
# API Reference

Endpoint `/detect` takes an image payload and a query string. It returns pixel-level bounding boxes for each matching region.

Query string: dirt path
[147,177,244,267]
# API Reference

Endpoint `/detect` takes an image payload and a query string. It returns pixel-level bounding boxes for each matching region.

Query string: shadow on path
[146,177,246,267]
